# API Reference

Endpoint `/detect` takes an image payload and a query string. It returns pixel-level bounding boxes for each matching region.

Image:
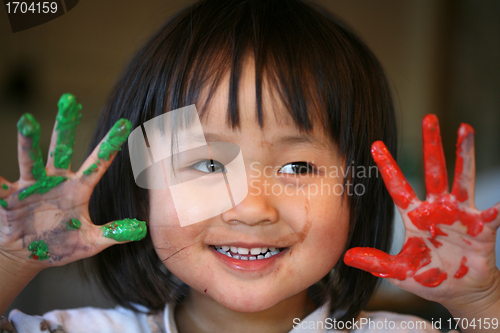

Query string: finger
[344,237,431,280]
[46,94,83,171]
[422,114,449,197]
[76,118,132,187]
[0,176,12,198]
[0,176,13,209]
[17,113,46,182]
[83,218,147,250]
[451,123,475,205]
[482,201,500,230]
[371,141,418,210]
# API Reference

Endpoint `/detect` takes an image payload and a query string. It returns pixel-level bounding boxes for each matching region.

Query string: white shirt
[8,303,452,333]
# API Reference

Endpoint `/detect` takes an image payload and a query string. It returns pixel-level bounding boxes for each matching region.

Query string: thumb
[344,237,431,281]
[89,218,147,249]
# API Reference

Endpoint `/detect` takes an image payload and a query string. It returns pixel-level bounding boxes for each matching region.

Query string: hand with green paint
[0,93,146,314]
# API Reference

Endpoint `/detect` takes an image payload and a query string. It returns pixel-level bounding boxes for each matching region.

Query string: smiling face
[148,62,350,313]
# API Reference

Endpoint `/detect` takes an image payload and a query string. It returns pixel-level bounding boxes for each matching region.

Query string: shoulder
[348,311,443,333]
[7,305,161,333]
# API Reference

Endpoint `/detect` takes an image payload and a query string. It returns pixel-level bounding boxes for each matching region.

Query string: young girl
[1,0,499,332]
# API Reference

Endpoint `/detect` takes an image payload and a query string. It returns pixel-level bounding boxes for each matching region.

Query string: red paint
[428,237,442,248]
[204,289,207,293]
[344,237,431,280]
[481,207,498,222]
[451,124,474,202]
[371,141,417,209]
[32,255,39,260]
[414,267,447,287]
[454,256,468,279]
[422,115,449,197]
[408,194,493,238]
[462,238,472,245]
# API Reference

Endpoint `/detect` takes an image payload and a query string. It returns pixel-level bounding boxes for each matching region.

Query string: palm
[344,114,500,303]
[0,94,141,269]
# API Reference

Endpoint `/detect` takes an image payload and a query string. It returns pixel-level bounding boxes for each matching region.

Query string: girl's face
[148,64,350,313]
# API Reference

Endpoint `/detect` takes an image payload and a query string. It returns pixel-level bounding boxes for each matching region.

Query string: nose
[221,175,279,226]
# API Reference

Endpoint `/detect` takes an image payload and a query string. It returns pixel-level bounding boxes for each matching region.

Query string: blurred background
[1,0,499,332]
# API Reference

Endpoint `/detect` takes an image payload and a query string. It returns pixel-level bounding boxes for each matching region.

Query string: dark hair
[85,0,396,323]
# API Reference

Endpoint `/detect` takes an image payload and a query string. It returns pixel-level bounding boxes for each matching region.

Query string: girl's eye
[279,162,315,175]
[190,159,227,173]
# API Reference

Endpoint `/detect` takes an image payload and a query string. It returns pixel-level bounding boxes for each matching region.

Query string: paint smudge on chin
[454,256,468,279]
[413,267,447,287]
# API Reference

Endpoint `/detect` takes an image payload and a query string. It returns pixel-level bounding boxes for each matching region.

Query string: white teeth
[238,247,249,255]
[250,248,261,255]
[213,245,284,260]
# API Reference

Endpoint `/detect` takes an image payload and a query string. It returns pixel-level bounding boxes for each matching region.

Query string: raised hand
[344,114,500,308]
[0,94,146,271]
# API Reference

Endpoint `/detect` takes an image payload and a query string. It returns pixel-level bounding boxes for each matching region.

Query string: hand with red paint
[344,114,500,331]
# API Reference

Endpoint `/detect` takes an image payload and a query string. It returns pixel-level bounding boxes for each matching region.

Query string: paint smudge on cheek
[454,256,468,279]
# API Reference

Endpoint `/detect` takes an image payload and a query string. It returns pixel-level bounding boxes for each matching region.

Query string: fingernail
[54,93,83,169]
[98,119,132,161]
[101,218,147,242]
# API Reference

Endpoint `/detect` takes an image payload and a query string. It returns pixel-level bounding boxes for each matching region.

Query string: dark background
[1,1,499,332]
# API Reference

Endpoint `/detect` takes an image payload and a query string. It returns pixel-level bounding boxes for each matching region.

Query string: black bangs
[87,0,396,325]
[144,0,356,139]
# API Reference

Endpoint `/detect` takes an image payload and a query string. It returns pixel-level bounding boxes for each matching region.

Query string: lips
[212,245,285,260]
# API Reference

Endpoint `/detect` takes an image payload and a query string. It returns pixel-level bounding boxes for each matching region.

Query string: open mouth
[211,245,286,260]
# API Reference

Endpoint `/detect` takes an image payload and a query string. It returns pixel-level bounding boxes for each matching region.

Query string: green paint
[2,183,8,190]
[28,240,50,260]
[17,113,46,179]
[50,151,53,157]
[54,93,82,169]
[0,198,6,209]
[97,119,132,161]
[101,218,147,242]
[19,175,67,201]
[83,163,98,175]
[66,218,82,230]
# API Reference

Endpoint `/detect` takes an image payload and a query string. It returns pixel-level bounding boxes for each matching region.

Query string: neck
[175,289,317,333]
